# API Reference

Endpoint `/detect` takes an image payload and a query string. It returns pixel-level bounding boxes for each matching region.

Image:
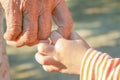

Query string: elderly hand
[35,31,90,74]
[0,0,73,47]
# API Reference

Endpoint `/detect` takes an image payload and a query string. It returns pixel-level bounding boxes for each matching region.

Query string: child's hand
[35,31,90,74]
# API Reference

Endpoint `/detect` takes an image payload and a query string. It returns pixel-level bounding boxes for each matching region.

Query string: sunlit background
[5,0,120,80]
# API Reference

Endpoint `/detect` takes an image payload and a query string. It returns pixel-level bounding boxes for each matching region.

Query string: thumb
[50,31,64,44]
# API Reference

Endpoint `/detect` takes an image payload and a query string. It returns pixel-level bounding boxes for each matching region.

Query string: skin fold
[0,0,73,47]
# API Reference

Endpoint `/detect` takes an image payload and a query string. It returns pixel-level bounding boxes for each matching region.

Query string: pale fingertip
[35,53,46,65]
[37,40,49,50]
[35,53,49,65]
[37,43,48,52]
[35,53,47,65]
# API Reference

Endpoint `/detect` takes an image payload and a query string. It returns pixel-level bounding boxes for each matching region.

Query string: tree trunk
[0,4,11,80]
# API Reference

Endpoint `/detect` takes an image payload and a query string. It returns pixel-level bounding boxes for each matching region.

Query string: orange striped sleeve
[80,48,120,80]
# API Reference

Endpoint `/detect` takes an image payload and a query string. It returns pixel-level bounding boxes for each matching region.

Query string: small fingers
[35,53,66,72]
[37,42,54,56]
[35,53,58,65]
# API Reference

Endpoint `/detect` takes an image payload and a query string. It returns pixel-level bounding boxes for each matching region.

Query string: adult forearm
[0,4,11,80]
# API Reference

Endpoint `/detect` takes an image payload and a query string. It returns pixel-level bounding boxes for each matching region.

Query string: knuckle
[55,39,65,50]
[23,34,38,45]
[7,26,22,35]
[56,39,65,45]
[3,33,12,40]
[4,27,22,40]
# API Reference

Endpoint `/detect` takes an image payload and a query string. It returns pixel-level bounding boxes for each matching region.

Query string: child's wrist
[79,48,94,73]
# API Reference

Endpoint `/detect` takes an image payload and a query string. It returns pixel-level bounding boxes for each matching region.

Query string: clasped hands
[0,0,90,74]
[0,0,72,47]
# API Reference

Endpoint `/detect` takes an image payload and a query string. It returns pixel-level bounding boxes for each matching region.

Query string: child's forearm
[80,48,120,80]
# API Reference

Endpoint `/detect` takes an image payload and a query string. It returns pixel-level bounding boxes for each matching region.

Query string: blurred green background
[6,0,120,80]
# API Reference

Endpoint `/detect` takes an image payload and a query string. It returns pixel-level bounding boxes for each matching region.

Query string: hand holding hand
[35,31,90,74]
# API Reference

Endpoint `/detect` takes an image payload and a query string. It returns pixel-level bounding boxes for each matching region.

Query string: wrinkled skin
[0,0,73,47]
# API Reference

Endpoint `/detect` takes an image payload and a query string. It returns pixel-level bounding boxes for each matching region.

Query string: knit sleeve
[80,48,120,80]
